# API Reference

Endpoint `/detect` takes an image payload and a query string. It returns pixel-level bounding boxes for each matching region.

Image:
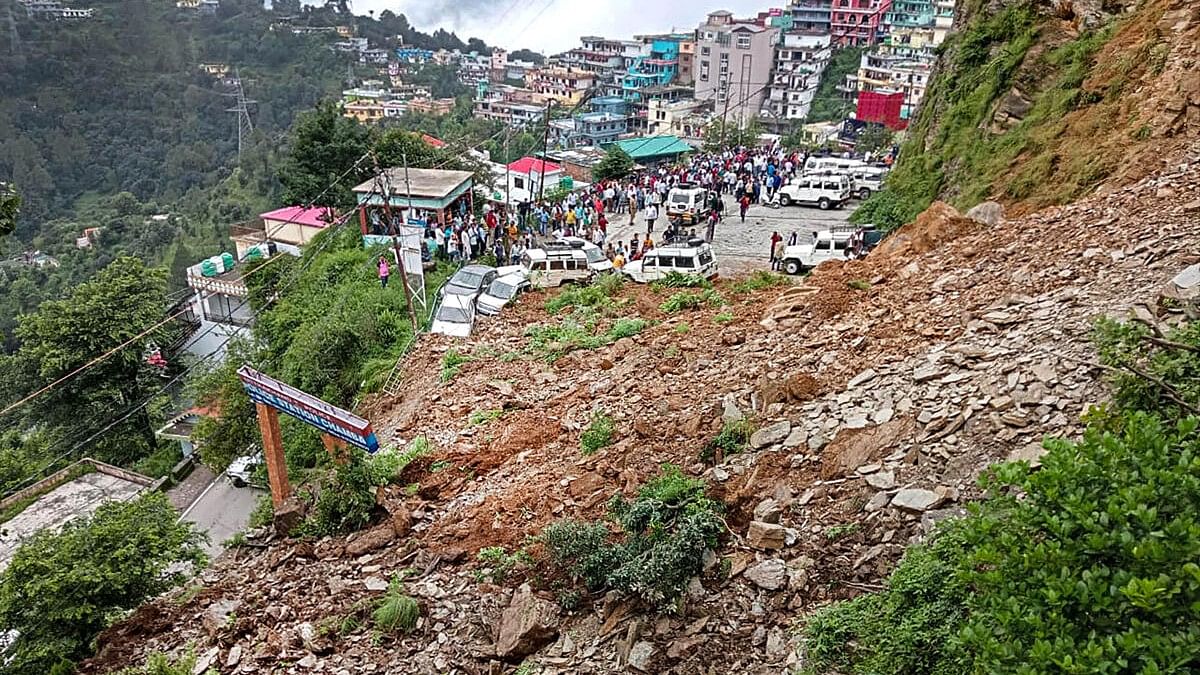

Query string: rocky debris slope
[83,146,1200,674]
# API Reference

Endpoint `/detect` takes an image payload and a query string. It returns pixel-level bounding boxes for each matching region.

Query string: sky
[346,1,774,54]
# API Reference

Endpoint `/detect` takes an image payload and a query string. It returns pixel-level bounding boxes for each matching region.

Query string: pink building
[831,0,892,46]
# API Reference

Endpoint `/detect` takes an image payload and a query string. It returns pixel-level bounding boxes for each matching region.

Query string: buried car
[477,273,531,315]
[431,293,477,337]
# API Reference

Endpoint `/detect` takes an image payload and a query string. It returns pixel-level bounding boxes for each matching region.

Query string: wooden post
[256,402,291,508]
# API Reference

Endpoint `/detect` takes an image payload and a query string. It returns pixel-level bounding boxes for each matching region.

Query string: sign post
[238,366,380,509]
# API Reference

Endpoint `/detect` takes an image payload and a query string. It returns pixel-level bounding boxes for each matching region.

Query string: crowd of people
[389,146,876,276]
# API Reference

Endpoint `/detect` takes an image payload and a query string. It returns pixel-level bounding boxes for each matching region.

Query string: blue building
[549,96,630,148]
[621,39,680,102]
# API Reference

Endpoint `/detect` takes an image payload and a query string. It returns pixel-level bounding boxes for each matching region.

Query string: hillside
[855,0,1200,227]
[79,134,1200,672]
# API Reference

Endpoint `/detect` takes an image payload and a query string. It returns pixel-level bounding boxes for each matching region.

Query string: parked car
[557,236,614,274]
[477,273,531,315]
[666,182,710,226]
[431,293,476,337]
[515,247,592,289]
[777,175,852,209]
[779,227,863,275]
[228,452,263,488]
[622,238,719,284]
[441,264,497,300]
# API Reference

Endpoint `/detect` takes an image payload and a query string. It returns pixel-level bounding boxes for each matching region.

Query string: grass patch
[439,349,472,383]
[248,493,274,529]
[713,312,734,324]
[373,574,420,634]
[674,322,691,335]
[825,522,860,541]
[525,316,648,362]
[701,419,754,463]
[731,270,790,294]
[660,289,725,314]
[847,279,872,291]
[469,408,505,426]
[545,274,625,315]
[476,545,534,584]
[649,271,713,292]
[580,411,615,455]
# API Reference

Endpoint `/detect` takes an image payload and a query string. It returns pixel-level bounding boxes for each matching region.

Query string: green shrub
[650,271,713,292]
[439,349,472,383]
[248,493,274,529]
[731,271,790,293]
[580,411,615,455]
[847,279,872,291]
[660,289,725,313]
[132,445,181,479]
[469,408,505,426]
[477,546,534,584]
[115,651,199,675]
[701,419,754,463]
[674,322,691,335]
[608,317,648,340]
[538,465,724,609]
[526,316,647,361]
[373,575,420,634]
[713,312,734,324]
[545,274,625,314]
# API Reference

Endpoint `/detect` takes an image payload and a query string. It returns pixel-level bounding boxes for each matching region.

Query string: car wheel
[818,198,831,210]
[779,193,792,206]
[231,476,247,488]
[784,260,801,275]
[858,188,871,200]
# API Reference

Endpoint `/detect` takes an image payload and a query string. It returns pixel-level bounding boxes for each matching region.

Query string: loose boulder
[495,584,560,660]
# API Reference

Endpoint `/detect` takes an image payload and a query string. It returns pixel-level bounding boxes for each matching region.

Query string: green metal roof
[611,135,694,160]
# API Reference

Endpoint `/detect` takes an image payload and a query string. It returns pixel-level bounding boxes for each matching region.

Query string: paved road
[605,199,855,274]
[180,473,264,559]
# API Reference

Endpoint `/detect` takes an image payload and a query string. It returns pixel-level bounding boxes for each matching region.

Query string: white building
[764,32,831,124]
[647,98,713,139]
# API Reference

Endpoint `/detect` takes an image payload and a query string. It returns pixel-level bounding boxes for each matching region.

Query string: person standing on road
[377,256,390,289]
[739,194,751,223]
[769,232,783,270]
[645,203,659,234]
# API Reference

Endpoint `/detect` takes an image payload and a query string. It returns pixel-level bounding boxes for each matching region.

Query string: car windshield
[671,193,692,204]
[451,270,485,289]
[436,305,471,323]
[487,280,518,299]
[584,248,605,263]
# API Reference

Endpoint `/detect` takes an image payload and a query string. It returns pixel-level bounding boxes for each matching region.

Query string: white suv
[780,228,863,275]
[777,175,852,210]
[623,238,718,284]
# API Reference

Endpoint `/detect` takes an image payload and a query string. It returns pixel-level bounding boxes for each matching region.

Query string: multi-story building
[830,0,892,46]
[527,67,596,106]
[790,0,833,33]
[21,0,95,18]
[458,52,492,86]
[694,11,782,126]
[647,98,713,140]
[548,96,630,148]
[622,39,680,103]
[408,97,457,115]
[845,26,939,120]
[764,32,832,125]
[933,0,955,41]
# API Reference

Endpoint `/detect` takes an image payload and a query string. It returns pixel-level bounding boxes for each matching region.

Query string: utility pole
[537,99,553,204]
[225,70,256,162]
[371,155,419,331]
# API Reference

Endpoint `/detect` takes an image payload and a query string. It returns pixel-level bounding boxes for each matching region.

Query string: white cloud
[347,0,774,53]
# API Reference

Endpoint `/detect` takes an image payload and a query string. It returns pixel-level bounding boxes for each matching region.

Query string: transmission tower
[224,70,256,161]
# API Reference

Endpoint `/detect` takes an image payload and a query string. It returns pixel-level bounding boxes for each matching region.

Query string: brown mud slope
[84,142,1200,674]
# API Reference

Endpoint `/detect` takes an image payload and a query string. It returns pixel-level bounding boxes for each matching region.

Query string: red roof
[507,157,562,174]
[421,133,447,148]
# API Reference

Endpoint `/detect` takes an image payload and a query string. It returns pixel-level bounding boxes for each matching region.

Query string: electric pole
[537,99,553,204]
[371,155,419,331]
[225,70,256,162]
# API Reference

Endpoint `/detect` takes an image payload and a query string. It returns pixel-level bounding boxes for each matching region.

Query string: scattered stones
[1008,442,1048,468]
[891,489,945,514]
[627,640,658,672]
[744,559,788,590]
[752,498,783,524]
[848,368,878,388]
[346,525,395,557]
[747,521,787,550]
[864,470,896,490]
[750,421,791,449]
[495,584,560,660]
[722,396,745,424]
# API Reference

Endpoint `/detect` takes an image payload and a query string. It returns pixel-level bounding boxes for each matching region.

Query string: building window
[720,52,729,62]
[700,45,710,56]
[736,35,751,50]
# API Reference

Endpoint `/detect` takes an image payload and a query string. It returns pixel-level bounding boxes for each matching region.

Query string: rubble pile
[82,146,1200,674]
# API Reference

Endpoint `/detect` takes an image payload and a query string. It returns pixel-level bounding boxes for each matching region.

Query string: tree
[0,183,19,237]
[0,492,205,674]
[593,146,634,181]
[278,100,372,209]
[11,256,169,466]
[854,124,895,155]
[703,119,762,151]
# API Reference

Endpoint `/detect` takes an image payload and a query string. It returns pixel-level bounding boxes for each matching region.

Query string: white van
[777,175,852,209]
[779,227,864,275]
[514,247,592,289]
[557,237,614,274]
[666,183,710,226]
[847,168,887,200]
[803,156,869,174]
[622,239,719,284]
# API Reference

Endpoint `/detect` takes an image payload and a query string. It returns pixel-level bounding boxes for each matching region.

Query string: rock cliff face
[858,0,1200,227]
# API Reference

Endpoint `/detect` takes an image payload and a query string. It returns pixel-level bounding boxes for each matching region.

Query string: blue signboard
[237,366,380,453]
